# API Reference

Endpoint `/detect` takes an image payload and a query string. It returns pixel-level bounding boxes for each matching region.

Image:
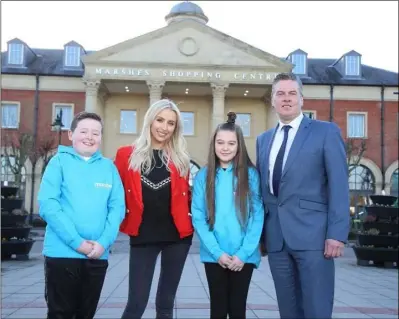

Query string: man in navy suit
[256,73,350,318]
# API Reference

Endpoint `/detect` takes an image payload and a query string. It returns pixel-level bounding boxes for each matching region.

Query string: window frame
[1,101,20,129]
[235,113,252,137]
[52,103,75,130]
[7,43,24,65]
[64,46,81,67]
[303,110,317,120]
[347,111,367,139]
[119,109,138,135]
[180,111,195,136]
[345,55,360,77]
[291,53,306,75]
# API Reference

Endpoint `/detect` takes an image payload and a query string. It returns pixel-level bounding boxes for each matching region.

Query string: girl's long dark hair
[205,112,255,230]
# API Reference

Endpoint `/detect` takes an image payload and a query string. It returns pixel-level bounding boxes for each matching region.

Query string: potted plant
[353,194,398,268]
[1,185,35,260]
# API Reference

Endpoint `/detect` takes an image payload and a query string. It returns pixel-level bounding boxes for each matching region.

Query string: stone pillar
[146,80,165,106]
[83,79,101,114]
[211,83,229,130]
[83,79,106,152]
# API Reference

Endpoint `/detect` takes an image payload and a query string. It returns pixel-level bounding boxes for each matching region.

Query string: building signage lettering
[95,68,277,82]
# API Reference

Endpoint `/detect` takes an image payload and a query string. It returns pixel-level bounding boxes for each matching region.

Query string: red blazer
[114,145,194,238]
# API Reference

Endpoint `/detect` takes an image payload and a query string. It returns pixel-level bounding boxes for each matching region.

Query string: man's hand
[228,256,244,272]
[77,240,93,255]
[218,253,233,268]
[324,239,344,258]
[86,241,105,259]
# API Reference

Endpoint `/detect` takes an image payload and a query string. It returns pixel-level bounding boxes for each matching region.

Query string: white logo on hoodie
[95,183,112,188]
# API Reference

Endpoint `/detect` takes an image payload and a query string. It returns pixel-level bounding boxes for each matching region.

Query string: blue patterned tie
[272,125,292,197]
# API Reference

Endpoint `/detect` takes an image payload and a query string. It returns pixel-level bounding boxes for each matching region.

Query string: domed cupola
[165,1,209,25]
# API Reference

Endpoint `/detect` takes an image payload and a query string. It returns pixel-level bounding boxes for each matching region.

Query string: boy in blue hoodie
[191,112,265,319]
[38,111,125,319]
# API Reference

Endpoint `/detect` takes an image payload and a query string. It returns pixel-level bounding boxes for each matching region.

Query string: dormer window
[65,45,81,67]
[345,55,360,76]
[8,43,24,65]
[288,49,308,76]
[292,53,306,75]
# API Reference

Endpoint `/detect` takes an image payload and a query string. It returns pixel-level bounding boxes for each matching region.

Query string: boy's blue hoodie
[38,145,125,260]
[191,164,265,268]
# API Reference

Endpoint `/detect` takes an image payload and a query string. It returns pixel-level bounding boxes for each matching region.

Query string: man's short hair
[70,112,103,132]
[272,72,303,96]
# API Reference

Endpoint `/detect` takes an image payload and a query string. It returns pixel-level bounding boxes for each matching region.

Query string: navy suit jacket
[256,116,350,252]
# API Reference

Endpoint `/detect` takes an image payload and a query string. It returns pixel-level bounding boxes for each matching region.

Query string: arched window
[349,165,375,192]
[390,168,398,196]
[189,160,201,187]
[348,165,375,219]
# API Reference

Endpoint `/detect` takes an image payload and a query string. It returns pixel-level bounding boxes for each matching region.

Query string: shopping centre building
[1,1,398,214]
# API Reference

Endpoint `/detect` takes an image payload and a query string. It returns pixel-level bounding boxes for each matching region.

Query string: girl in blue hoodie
[191,112,265,319]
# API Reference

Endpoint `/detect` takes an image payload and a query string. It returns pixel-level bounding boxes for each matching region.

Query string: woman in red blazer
[114,99,193,319]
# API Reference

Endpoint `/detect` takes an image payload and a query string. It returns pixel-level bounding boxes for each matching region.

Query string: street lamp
[51,109,64,145]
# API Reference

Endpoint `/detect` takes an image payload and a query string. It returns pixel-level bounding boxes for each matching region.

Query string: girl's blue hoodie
[191,164,265,268]
[38,146,125,260]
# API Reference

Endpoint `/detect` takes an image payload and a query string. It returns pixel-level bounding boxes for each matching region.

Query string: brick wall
[304,98,398,170]
[1,89,85,146]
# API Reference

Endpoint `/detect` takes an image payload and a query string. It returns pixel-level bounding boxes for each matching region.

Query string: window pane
[120,110,137,134]
[8,43,23,65]
[236,113,251,137]
[292,54,305,74]
[348,114,365,138]
[65,46,80,67]
[391,169,398,195]
[345,55,359,76]
[1,156,16,182]
[1,104,18,128]
[303,111,315,119]
[181,112,194,136]
[54,105,73,129]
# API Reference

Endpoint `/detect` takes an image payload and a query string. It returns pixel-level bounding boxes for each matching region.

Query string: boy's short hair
[70,112,103,132]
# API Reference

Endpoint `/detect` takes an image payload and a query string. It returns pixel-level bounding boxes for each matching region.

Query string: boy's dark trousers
[204,262,254,319]
[44,257,108,319]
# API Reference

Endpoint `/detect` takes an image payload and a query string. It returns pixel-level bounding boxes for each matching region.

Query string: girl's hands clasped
[228,256,244,271]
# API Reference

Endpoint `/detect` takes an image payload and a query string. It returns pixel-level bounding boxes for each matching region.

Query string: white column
[146,80,165,106]
[83,79,101,114]
[211,83,229,130]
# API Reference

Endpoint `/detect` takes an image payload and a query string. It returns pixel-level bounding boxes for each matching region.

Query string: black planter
[363,222,398,234]
[1,239,35,260]
[1,226,32,240]
[366,206,398,219]
[1,214,27,227]
[357,234,399,248]
[353,247,398,264]
[370,195,398,206]
[1,198,24,214]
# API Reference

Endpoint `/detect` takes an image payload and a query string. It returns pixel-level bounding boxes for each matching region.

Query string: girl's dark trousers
[121,242,191,319]
[204,262,255,319]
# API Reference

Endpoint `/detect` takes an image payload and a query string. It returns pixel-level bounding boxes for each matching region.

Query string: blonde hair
[129,99,190,177]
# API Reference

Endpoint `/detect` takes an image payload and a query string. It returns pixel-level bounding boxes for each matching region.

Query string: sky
[1,1,398,73]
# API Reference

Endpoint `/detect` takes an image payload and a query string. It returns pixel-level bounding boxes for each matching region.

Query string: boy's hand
[77,240,93,255]
[86,241,105,259]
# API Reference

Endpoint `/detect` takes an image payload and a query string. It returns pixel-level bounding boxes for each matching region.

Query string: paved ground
[1,231,398,319]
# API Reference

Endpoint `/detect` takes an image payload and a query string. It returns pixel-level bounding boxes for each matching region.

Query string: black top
[130,150,192,246]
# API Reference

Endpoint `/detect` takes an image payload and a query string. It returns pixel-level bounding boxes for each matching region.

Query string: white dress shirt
[269,113,304,195]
